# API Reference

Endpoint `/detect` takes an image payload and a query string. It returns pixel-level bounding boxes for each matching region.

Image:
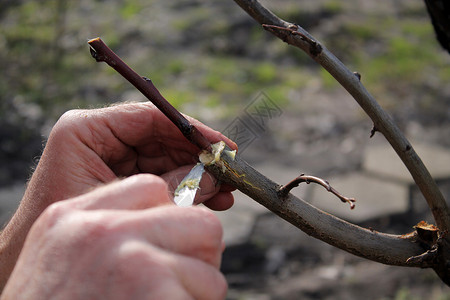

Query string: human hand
[2,175,228,300]
[27,102,237,211]
[0,102,236,289]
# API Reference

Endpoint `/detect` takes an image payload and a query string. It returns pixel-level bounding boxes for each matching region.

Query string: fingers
[141,206,224,268]
[114,241,227,300]
[167,252,228,300]
[218,183,236,193]
[161,166,220,201]
[68,174,173,210]
[58,103,237,176]
[195,171,221,204]
[184,114,238,151]
[95,102,237,152]
[202,192,234,211]
[161,166,234,210]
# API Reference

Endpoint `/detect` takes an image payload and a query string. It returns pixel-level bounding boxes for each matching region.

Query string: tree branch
[232,0,450,234]
[206,151,425,267]
[88,38,212,152]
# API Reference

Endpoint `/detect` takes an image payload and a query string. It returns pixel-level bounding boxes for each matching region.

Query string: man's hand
[28,102,237,210]
[0,102,237,289]
[2,175,228,300]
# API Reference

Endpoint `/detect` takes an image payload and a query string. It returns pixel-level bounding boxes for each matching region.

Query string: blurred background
[1,0,449,299]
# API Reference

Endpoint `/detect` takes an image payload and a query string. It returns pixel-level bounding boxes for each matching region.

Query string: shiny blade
[173,163,205,207]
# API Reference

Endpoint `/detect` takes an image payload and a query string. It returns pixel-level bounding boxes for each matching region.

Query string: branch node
[278,174,356,209]
[89,46,102,62]
[370,125,379,138]
[262,24,322,56]
[353,71,362,81]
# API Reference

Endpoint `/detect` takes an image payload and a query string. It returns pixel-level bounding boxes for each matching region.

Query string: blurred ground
[1,0,449,299]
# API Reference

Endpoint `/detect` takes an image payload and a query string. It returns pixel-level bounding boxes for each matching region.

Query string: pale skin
[0,102,237,299]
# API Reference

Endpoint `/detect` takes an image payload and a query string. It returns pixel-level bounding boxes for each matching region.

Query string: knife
[173,163,205,207]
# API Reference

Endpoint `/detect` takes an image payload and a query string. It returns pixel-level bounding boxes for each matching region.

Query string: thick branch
[207,152,426,267]
[88,38,211,152]
[233,0,450,232]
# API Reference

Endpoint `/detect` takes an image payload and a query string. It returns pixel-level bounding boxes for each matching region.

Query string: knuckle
[117,240,152,264]
[127,174,170,206]
[196,208,223,239]
[38,201,69,229]
[55,109,87,130]
[41,206,111,245]
[210,272,228,300]
[189,208,224,262]
[49,109,91,141]
[130,174,168,192]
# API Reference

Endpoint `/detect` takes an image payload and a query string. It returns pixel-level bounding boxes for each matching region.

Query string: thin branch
[87,37,212,152]
[233,0,450,232]
[262,24,322,56]
[278,174,356,209]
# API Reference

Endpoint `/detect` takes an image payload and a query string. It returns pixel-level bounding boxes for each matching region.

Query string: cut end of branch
[87,37,213,152]
[88,37,101,44]
[278,174,356,209]
[88,37,109,63]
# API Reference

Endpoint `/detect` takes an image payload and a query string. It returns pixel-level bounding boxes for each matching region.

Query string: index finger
[66,174,173,211]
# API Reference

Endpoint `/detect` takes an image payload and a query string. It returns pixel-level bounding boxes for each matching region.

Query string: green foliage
[319,67,339,89]
[360,20,443,93]
[322,0,344,14]
[252,62,277,84]
[120,1,141,19]
[158,88,197,109]
[1,0,448,125]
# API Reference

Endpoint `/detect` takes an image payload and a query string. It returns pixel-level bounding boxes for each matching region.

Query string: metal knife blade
[173,163,205,207]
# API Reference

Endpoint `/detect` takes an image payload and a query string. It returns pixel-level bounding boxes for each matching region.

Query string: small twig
[88,37,212,152]
[278,174,356,209]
